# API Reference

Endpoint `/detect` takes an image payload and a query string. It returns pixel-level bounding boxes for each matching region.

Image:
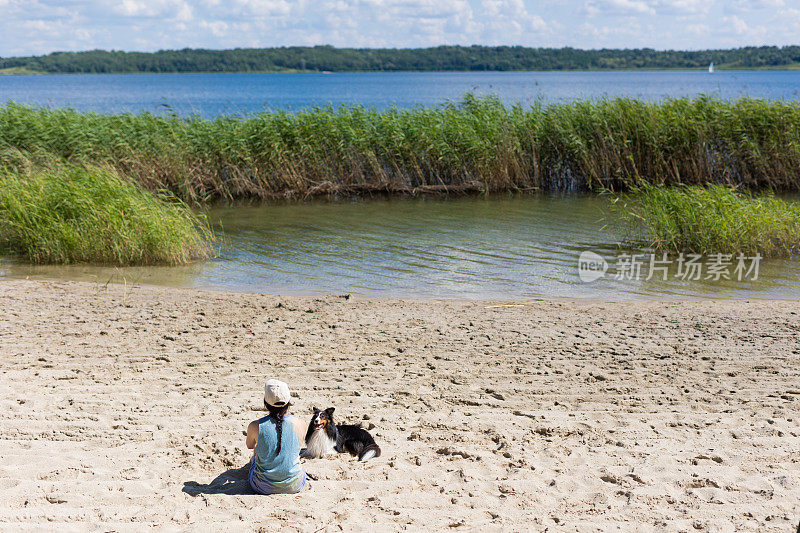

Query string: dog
[301,407,381,462]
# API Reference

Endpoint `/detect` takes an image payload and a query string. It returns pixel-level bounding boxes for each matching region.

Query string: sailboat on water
[708,62,714,74]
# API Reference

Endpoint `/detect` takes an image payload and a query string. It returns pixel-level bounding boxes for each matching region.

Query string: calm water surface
[2,70,800,116]
[2,196,799,300]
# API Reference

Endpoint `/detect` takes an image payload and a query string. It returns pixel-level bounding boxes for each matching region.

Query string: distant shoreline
[2,44,799,75]
[4,66,800,76]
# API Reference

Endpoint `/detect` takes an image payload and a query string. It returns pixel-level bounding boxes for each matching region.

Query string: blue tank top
[251,414,303,493]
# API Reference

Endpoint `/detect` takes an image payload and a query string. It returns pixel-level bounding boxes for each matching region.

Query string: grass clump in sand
[616,184,800,257]
[0,164,214,265]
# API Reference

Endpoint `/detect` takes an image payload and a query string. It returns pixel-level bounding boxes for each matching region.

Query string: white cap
[264,379,291,407]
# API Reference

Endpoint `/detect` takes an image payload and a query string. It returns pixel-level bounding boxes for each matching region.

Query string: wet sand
[1,279,799,531]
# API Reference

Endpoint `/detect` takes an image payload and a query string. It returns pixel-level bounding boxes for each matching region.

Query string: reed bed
[0,164,214,265]
[2,95,800,201]
[615,184,800,257]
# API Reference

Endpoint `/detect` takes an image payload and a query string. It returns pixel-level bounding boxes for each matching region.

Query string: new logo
[578,251,608,282]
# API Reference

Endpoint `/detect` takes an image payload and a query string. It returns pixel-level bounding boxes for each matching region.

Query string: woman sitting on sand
[246,379,307,494]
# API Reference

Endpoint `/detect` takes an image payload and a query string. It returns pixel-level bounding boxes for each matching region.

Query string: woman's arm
[246,420,259,449]
[290,416,306,445]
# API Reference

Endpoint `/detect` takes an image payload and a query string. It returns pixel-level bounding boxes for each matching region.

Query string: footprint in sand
[0,478,20,490]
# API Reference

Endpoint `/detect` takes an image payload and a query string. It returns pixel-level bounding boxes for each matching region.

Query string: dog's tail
[358,443,381,462]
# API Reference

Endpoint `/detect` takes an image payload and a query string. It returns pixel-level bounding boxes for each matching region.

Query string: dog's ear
[312,406,319,413]
[324,407,335,416]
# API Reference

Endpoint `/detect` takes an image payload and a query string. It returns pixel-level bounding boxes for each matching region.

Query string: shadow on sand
[182,463,254,496]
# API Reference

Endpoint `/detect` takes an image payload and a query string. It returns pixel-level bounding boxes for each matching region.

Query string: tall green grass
[2,95,800,201]
[0,164,214,264]
[615,184,800,257]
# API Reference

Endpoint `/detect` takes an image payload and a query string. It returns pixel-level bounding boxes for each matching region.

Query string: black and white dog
[302,407,381,462]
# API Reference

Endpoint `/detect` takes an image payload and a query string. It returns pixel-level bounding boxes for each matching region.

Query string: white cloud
[114,0,193,21]
[724,14,749,34]
[729,0,785,10]
[0,0,799,56]
[116,1,155,16]
[684,22,709,35]
[480,0,551,41]
[198,20,228,37]
[225,0,292,18]
[579,18,645,41]
[655,0,709,14]
[780,8,800,30]
[585,0,655,16]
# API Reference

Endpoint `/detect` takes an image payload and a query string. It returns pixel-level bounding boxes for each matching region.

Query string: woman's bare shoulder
[289,415,306,436]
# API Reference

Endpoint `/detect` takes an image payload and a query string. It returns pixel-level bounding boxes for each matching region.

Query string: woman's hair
[265,401,290,454]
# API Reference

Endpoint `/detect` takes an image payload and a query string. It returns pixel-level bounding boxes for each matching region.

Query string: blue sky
[0,0,798,56]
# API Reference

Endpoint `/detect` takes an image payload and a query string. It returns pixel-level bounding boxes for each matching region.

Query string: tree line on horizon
[2,45,800,74]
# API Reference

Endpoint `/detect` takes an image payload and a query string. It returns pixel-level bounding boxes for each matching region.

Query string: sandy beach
[1,279,799,532]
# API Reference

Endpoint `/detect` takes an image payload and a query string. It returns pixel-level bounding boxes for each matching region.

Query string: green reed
[1,95,800,201]
[0,163,214,265]
[615,184,800,257]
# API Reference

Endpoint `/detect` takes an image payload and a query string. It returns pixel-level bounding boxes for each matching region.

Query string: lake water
[2,71,799,299]
[2,196,798,300]
[1,70,800,116]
